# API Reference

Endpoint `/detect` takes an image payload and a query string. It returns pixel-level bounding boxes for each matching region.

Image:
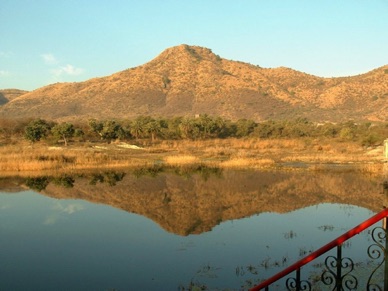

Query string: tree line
[0,115,387,146]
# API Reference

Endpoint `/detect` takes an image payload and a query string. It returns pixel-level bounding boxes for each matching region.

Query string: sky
[1,0,387,91]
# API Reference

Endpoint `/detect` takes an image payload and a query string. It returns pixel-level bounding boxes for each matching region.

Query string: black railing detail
[285,268,312,290]
[250,209,388,291]
[321,245,357,290]
[366,218,388,290]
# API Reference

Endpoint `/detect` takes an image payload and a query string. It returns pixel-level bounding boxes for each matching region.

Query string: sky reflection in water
[0,188,380,290]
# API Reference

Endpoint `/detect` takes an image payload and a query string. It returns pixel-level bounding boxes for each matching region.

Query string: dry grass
[164,155,200,166]
[0,138,385,175]
[355,163,386,174]
[0,142,153,174]
[221,158,275,169]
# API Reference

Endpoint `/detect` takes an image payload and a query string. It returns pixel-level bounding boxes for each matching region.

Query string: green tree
[100,120,125,141]
[88,119,104,139]
[24,119,52,143]
[146,119,162,142]
[283,118,314,138]
[254,120,284,138]
[217,119,236,138]
[179,117,194,139]
[51,122,75,146]
[212,116,228,138]
[88,119,124,141]
[162,116,182,139]
[179,117,201,139]
[235,119,257,137]
[198,114,214,139]
[130,118,145,140]
[74,128,85,139]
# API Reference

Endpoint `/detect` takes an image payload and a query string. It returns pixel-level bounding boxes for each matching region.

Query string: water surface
[0,169,385,290]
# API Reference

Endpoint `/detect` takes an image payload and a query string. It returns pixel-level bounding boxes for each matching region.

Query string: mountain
[0,89,28,105]
[1,44,387,122]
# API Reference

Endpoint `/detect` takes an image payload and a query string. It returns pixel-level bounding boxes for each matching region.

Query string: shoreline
[0,138,386,177]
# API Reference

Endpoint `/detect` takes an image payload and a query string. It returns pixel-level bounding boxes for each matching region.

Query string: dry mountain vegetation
[0,89,28,105]
[0,44,387,122]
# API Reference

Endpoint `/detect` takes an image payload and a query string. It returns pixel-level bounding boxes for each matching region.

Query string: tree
[198,114,214,139]
[197,114,227,139]
[283,118,314,138]
[24,119,52,143]
[51,122,75,146]
[319,123,339,138]
[88,119,104,139]
[159,116,181,139]
[212,116,228,138]
[217,119,236,138]
[235,119,257,137]
[254,120,284,138]
[179,117,198,139]
[130,118,144,140]
[146,119,162,142]
[88,119,125,141]
[130,116,155,140]
[100,120,125,141]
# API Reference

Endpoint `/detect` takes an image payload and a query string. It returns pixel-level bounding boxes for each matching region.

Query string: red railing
[249,208,388,291]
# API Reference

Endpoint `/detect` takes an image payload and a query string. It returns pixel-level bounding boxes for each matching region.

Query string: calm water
[0,169,386,290]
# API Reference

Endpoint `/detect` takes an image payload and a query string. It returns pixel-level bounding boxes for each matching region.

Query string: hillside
[0,89,28,105]
[0,44,387,122]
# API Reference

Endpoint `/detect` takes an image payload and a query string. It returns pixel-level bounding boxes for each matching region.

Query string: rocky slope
[1,45,387,122]
[0,89,28,105]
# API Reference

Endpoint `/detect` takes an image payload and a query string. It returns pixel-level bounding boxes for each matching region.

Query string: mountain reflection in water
[0,169,386,290]
[0,168,385,236]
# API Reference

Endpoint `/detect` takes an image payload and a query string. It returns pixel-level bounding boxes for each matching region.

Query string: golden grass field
[0,138,385,177]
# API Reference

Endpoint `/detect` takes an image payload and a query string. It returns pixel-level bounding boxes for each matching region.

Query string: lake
[0,168,387,290]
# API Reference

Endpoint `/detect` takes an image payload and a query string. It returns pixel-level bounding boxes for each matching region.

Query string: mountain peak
[0,45,387,122]
[150,44,222,65]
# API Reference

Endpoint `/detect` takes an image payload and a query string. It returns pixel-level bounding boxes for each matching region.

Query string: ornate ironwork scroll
[321,245,357,290]
[366,222,387,290]
[285,277,312,291]
[285,269,312,291]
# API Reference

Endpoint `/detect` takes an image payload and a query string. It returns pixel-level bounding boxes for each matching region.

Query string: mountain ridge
[0,89,29,105]
[1,44,387,122]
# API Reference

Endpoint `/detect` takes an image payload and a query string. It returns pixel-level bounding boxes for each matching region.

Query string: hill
[0,44,387,122]
[0,89,28,105]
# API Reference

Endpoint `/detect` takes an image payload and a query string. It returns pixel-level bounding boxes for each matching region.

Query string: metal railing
[249,208,388,290]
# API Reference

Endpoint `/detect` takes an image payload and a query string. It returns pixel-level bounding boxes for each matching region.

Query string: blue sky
[1,0,387,91]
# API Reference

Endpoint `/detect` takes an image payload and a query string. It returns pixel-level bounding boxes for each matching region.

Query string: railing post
[296,268,301,291]
[337,245,342,289]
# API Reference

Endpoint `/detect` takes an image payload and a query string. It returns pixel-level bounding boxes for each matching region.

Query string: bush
[24,119,52,142]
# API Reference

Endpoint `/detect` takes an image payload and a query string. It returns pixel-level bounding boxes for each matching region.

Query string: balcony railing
[249,208,388,290]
